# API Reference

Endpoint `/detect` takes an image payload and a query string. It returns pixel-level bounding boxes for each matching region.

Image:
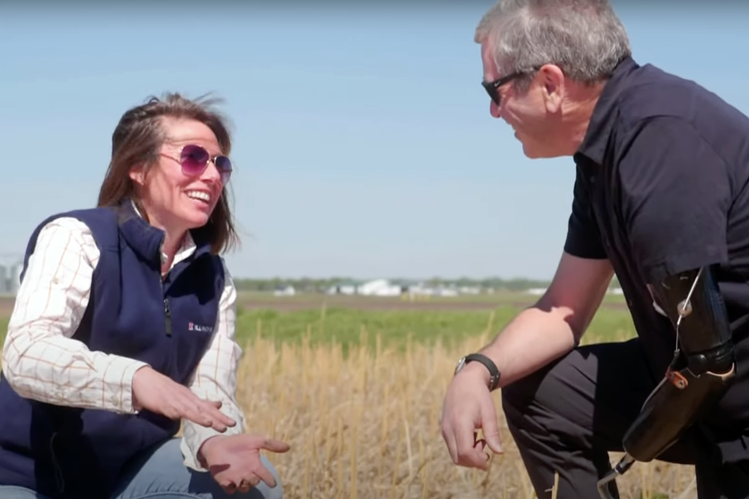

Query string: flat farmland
[0,290,630,316]
[234,290,630,312]
[0,291,698,498]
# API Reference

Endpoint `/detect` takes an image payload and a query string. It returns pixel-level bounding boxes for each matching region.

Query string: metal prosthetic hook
[597,454,635,499]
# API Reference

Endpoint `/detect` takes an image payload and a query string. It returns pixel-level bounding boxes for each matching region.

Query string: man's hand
[132,366,236,431]
[199,434,291,494]
[440,363,504,471]
[440,253,613,470]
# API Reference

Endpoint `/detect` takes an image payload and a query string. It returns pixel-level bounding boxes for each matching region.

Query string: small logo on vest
[188,322,214,333]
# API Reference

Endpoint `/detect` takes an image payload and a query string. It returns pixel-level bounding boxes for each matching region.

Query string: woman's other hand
[199,434,290,493]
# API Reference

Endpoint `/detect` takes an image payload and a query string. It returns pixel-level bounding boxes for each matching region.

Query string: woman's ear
[129,163,146,186]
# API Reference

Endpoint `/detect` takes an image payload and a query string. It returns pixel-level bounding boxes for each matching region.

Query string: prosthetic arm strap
[622,264,736,462]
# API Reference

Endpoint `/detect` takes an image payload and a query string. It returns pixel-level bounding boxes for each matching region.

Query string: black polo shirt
[567,56,749,461]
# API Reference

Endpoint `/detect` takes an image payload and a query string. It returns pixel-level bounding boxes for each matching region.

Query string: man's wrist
[459,361,493,386]
[454,353,501,391]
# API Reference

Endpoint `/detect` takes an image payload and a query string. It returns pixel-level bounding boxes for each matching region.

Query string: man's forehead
[479,42,498,78]
[479,40,493,62]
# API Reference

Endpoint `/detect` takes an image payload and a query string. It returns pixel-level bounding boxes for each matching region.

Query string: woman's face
[130,117,230,236]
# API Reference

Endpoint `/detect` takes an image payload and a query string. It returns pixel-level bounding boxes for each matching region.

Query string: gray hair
[475,0,631,87]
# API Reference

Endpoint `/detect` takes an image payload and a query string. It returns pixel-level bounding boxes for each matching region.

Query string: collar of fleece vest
[116,197,215,267]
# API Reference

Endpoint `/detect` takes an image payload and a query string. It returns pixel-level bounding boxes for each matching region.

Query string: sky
[1,1,748,281]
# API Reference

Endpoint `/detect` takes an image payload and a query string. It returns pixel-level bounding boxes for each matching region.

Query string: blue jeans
[0,438,284,499]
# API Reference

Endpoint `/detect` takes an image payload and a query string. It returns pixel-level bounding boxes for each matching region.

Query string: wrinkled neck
[559,83,605,155]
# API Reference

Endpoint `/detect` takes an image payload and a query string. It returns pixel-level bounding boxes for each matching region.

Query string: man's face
[480,42,562,159]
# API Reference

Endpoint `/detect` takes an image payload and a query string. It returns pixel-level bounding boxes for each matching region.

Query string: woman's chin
[180,212,212,230]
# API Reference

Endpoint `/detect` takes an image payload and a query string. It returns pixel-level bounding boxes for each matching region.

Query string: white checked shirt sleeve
[180,261,246,471]
[2,217,148,413]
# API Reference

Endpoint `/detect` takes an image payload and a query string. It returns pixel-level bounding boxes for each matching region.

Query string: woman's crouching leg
[110,437,284,499]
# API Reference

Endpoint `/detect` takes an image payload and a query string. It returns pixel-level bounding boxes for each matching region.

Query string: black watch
[454,353,501,391]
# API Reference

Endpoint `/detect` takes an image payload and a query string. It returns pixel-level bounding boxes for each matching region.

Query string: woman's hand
[132,366,236,431]
[199,434,291,493]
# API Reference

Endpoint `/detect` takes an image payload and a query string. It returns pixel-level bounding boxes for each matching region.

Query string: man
[440,1,749,498]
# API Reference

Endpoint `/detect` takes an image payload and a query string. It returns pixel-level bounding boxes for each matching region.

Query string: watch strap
[464,353,501,391]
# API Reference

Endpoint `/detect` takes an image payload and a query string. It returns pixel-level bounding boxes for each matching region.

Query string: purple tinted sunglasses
[175,144,232,184]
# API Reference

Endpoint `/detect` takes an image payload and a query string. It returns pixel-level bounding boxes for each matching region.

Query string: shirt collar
[574,56,640,166]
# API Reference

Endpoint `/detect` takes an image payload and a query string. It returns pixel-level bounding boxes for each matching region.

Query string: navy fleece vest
[0,201,225,499]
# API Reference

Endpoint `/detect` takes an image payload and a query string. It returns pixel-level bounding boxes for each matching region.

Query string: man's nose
[490,100,501,119]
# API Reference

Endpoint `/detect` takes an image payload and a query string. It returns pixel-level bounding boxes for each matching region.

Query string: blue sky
[1,2,748,280]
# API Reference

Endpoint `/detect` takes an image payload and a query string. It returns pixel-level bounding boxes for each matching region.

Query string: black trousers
[501,338,749,499]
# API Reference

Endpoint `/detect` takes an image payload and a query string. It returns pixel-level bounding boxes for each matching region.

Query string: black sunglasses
[482,67,540,107]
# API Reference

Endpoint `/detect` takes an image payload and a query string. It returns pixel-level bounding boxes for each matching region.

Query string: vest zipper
[164,298,172,337]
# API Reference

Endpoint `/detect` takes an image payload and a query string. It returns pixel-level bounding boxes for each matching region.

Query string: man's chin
[520,141,564,160]
[520,141,543,159]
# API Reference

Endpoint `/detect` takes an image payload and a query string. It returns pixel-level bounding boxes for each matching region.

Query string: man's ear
[540,64,565,113]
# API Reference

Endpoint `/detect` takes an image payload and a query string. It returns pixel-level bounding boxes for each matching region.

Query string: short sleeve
[563,167,608,259]
[619,117,731,283]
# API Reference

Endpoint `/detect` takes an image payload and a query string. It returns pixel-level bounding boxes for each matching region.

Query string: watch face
[454,357,466,374]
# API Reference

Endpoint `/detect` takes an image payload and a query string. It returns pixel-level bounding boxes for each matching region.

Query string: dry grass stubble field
[239,332,698,499]
[0,294,699,498]
[231,295,698,499]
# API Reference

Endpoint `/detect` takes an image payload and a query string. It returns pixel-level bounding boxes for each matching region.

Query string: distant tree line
[234,275,621,293]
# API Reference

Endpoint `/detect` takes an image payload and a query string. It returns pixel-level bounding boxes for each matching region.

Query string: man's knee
[500,340,655,456]
[500,357,564,427]
[499,347,602,444]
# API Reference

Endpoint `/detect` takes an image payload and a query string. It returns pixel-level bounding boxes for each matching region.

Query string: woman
[0,93,289,499]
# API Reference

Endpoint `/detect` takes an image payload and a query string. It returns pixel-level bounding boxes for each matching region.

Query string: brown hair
[97,92,239,254]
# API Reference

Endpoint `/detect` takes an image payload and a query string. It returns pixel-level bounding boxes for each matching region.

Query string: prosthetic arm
[597,265,736,498]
